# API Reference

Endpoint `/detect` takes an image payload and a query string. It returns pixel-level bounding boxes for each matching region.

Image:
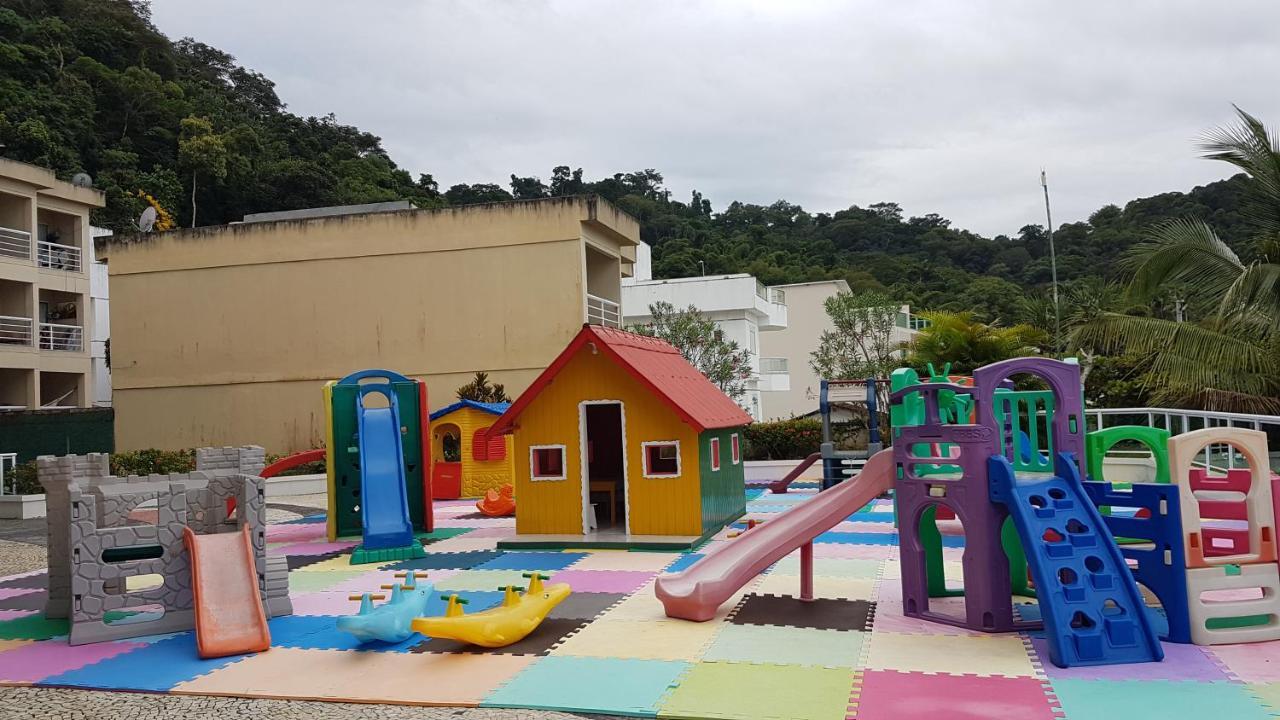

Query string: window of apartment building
[748,326,758,355]
[642,441,680,478]
[530,445,566,481]
[709,437,721,471]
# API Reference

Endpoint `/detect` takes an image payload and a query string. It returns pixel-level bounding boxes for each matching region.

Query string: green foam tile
[660,661,854,720]
[350,543,426,565]
[0,614,69,641]
[483,656,689,716]
[1050,679,1272,720]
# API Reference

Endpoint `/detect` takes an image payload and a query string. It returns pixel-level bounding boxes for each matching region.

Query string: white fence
[39,322,83,351]
[37,240,82,273]
[0,227,30,260]
[0,315,32,346]
[1088,406,1280,473]
[586,294,621,328]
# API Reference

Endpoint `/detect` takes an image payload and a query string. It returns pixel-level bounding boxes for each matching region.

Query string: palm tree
[1073,107,1280,412]
[908,311,1046,374]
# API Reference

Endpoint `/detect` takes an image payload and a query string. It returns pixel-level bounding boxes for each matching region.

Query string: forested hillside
[0,0,1252,322]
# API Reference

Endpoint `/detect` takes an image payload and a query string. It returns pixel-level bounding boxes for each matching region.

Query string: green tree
[1074,108,1280,411]
[629,302,752,401]
[810,291,907,413]
[177,115,226,227]
[455,372,512,403]
[906,311,1046,374]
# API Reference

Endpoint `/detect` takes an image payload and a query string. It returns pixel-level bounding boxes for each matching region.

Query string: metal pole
[1041,170,1061,355]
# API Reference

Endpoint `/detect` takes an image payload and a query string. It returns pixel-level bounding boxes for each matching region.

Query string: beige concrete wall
[759,280,848,420]
[103,197,639,452]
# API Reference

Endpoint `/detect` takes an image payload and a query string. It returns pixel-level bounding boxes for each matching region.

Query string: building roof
[490,324,753,435]
[430,400,512,421]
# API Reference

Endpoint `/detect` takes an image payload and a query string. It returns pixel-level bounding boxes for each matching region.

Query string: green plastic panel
[699,428,747,534]
[330,380,427,539]
[1086,425,1171,484]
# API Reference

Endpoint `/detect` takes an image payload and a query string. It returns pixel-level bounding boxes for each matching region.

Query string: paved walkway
[0,494,610,720]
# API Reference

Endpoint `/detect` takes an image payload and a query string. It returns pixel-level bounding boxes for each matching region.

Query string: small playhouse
[490,324,752,549]
[428,400,514,499]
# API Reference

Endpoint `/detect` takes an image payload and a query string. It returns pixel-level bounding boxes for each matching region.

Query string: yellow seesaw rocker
[410,572,571,648]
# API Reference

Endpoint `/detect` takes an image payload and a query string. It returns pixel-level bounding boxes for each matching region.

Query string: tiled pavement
[1,490,1279,719]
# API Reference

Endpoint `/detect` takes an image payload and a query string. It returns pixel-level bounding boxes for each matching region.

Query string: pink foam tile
[290,592,365,616]
[548,570,656,594]
[265,524,327,543]
[831,520,897,533]
[433,517,513,528]
[856,669,1059,720]
[0,639,148,683]
[278,540,358,556]
[875,581,902,603]
[1208,642,1280,682]
[813,543,896,560]
[872,600,991,637]
[0,588,40,601]
[0,610,36,622]
[1029,637,1228,681]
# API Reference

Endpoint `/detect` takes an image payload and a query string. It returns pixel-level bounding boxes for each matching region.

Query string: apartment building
[98,196,640,452]
[621,246,789,420]
[0,159,104,411]
[760,280,923,419]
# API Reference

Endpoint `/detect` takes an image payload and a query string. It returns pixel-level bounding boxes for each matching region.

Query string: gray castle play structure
[38,446,292,645]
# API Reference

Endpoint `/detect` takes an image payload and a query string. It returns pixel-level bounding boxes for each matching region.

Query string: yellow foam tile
[866,631,1038,677]
[173,647,533,705]
[550,618,724,661]
[0,639,31,654]
[427,537,500,553]
[754,574,876,601]
[570,551,681,572]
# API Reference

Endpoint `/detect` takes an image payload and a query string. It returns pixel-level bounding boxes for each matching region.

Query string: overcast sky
[149,1,1280,237]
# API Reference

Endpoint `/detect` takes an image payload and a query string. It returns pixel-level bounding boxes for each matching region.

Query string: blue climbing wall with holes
[1082,480,1191,644]
[990,452,1164,667]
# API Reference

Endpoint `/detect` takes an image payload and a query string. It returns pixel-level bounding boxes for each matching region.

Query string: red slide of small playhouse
[657,449,895,621]
[184,524,271,658]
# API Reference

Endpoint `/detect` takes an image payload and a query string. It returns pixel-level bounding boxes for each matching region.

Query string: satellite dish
[137,206,157,233]
[72,173,93,188]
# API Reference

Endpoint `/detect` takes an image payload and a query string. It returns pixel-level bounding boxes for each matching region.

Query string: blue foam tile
[939,534,966,548]
[281,513,327,525]
[665,554,704,573]
[850,511,897,523]
[745,489,766,501]
[474,552,588,572]
[814,531,899,546]
[39,633,246,691]
[268,615,422,652]
[483,656,689,716]
[382,550,503,571]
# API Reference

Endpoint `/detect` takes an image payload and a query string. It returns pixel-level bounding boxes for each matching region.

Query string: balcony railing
[1087,406,1280,473]
[39,322,82,352]
[586,294,621,328]
[760,357,789,374]
[0,227,31,261]
[0,315,33,346]
[37,240,82,273]
[754,281,787,306]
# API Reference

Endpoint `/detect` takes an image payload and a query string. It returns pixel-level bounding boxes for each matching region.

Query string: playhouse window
[473,426,507,462]
[731,434,741,464]
[642,441,681,478]
[530,445,566,481]
[710,438,721,471]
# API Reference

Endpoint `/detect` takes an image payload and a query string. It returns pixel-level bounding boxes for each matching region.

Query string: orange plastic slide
[183,524,271,658]
[656,449,894,621]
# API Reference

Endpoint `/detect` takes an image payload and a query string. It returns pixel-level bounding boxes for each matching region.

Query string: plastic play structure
[37,446,291,651]
[325,369,432,564]
[769,378,883,493]
[657,450,895,621]
[412,572,571,648]
[429,400,514,500]
[891,356,1280,666]
[476,483,516,517]
[337,571,433,644]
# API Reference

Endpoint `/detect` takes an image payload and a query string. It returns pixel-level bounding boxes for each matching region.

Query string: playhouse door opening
[584,403,625,533]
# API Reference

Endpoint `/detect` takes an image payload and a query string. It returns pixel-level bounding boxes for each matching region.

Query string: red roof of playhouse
[490,324,753,435]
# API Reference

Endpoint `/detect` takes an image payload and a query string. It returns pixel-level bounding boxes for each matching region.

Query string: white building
[621,243,788,420]
[760,280,923,420]
[89,226,111,406]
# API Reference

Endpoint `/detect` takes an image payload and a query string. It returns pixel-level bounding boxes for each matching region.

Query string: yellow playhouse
[489,324,752,549]
[429,400,514,499]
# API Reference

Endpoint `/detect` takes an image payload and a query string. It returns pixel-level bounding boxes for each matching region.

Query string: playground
[0,352,1278,719]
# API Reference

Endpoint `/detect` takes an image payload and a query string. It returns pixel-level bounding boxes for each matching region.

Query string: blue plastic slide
[990,452,1162,667]
[356,384,415,550]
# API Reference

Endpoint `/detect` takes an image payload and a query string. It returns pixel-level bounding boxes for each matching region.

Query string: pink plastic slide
[656,449,894,621]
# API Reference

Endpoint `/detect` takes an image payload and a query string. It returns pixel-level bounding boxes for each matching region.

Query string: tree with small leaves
[629,301,753,401]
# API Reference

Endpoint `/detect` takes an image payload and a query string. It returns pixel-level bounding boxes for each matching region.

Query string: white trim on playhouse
[577,400,630,536]
[529,444,568,482]
[640,440,682,479]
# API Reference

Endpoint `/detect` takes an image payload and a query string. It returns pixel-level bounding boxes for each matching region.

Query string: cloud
[149,0,1280,236]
